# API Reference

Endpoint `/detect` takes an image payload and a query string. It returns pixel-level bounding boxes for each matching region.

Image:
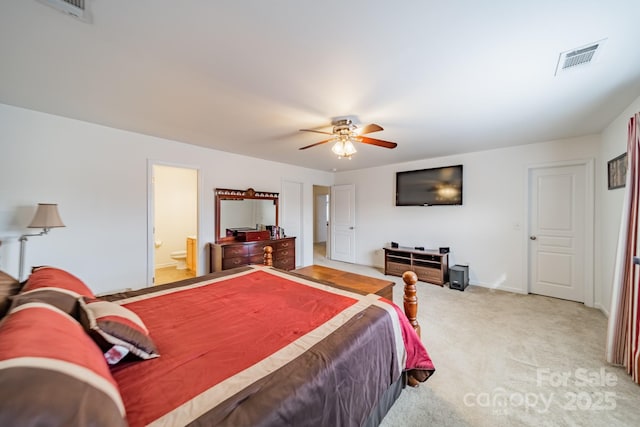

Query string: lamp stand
[18,229,49,281]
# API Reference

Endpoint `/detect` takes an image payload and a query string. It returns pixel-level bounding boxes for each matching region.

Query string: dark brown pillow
[0,271,21,318]
[78,298,159,364]
[9,288,80,318]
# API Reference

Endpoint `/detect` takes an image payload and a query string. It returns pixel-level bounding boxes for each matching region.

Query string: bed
[0,262,434,426]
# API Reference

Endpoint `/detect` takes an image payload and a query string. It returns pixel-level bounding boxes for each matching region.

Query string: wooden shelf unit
[383,246,449,286]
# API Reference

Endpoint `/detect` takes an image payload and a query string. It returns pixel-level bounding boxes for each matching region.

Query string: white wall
[0,103,332,294]
[335,135,601,298]
[3,96,640,306]
[598,94,640,315]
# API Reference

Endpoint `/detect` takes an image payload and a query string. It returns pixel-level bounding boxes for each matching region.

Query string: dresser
[209,237,296,272]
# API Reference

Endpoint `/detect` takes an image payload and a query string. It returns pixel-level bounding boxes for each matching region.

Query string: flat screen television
[395,165,463,206]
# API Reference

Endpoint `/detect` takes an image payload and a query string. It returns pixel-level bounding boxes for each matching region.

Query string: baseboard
[466,280,528,295]
[594,303,609,317]
[155,262,176,269]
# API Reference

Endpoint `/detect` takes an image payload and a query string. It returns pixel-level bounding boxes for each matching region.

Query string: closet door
[281,180,303,267]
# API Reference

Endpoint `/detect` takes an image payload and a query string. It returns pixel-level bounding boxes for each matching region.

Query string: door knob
[530,236,537,240]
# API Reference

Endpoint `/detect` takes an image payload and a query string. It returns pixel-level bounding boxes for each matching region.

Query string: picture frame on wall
[608,153,627,190]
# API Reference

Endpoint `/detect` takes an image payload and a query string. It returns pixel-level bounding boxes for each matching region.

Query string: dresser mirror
[215,188,279,243]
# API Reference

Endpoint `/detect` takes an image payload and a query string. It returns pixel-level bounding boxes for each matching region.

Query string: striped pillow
[15,266,96,317]
[0,303,126,427]
[79,298,159,364]
[22,266,95,297]
[10,287,81,318]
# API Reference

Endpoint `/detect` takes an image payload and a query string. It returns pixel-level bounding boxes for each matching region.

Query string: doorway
[527,160,594,305]
[313,185,330,260]
[148,163,199,286]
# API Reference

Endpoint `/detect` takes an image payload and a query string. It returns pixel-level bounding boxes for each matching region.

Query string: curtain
[606,112,640,384]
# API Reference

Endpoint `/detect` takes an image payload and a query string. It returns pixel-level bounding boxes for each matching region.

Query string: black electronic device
[391,241,399,248]
[395,164,463,206]
[449,265,469,291]
[439,247,450,254]
[414,246,424,251]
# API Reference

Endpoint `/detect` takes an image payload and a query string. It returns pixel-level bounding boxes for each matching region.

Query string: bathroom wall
[153,165,198,268]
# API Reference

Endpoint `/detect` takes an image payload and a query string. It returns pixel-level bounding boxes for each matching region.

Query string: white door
[281,180,303,267]
[528,163,590,302]
[331,184,356,263]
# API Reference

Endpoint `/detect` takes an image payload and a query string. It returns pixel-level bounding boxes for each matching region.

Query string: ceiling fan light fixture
[299,118,395,156]
[332,138,357,159]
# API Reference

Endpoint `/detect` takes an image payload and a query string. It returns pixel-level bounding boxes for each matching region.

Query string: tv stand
[383,246,449,286]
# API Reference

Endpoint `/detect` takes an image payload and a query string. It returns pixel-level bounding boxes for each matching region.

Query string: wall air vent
[36,0,92,23]
[554,39,606,76]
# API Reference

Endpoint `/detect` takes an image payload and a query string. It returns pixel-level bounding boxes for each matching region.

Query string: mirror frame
[214,187,279,243]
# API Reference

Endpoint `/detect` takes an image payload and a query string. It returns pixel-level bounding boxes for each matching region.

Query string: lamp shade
[28,203,65,229]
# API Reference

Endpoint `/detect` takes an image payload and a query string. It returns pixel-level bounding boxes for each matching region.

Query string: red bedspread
[109,267,434,426]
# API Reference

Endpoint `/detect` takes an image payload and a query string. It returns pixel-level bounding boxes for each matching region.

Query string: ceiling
[1,1,640,172]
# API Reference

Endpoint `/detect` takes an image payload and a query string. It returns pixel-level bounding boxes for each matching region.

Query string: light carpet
[311,254,639,427]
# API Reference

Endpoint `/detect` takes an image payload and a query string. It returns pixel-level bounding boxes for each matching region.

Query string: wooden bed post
[263,246,273,267]
[402,271,420,338]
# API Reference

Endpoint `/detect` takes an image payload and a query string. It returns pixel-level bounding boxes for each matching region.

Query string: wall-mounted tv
[395,165,463,206]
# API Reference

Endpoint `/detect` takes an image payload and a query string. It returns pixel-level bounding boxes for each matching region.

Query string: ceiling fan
[299,119,397,159]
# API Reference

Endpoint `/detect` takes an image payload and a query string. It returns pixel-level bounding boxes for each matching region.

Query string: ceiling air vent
[554,39,606,76]
[36,0,92,23]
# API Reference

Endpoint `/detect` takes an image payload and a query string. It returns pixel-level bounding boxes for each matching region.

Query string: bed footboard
[402,270,428,387]
[402,271,420,338]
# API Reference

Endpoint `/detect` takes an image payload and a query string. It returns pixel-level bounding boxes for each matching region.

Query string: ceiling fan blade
[358,136,398,149]
[358,123,384,135]
[299,138,334,150]
[299,128,334,135]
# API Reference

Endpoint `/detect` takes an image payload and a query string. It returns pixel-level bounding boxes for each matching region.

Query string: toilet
[170,250,187,270]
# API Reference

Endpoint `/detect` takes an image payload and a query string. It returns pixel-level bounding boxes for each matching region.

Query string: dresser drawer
[274,257,295,270]
[248,254,266,264]
[222,256,249,270]
[274,239,294,251]
[223,245,248,258]
[275,248,293,259]
[247,241,270,256]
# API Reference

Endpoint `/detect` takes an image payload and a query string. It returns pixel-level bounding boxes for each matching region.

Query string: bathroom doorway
[149,163,199,286]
